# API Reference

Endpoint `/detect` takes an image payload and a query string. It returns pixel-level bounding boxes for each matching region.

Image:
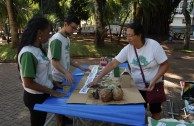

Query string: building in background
[170,0,194,39]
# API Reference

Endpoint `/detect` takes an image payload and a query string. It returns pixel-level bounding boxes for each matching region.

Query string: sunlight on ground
[164,80,180,95]
[165,73,183,80]
[17,110,29,119]
[180,56,194,60]
[77,40,83,42]
[164,80,179,88]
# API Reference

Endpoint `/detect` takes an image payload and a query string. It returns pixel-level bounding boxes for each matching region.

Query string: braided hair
[17,15,50,72]
[18,15,50,56]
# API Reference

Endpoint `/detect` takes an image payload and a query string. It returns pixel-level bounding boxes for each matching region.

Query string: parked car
[81,25,96,34]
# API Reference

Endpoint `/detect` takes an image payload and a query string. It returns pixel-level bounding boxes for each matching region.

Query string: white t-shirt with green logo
[47,33,70,82]
[18,46,53,94]
[115,38,168,90]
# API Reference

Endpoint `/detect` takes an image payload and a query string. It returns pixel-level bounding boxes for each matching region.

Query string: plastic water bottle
[114,66,120,77]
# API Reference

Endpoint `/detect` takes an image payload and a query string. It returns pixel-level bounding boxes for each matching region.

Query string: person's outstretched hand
[87,79,101,88]
[146,81,156,91]
[65,71,75,84]
[81,67,91,72]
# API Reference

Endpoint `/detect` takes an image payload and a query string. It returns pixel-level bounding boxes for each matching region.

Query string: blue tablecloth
[34,63,146,126]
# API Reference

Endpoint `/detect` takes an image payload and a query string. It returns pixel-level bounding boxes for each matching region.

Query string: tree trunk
[117,10,130,44]
[94,0,105,47]
[143,6,171,42]
[105,18,113,42]
[182,0,190,50]
[134,0,142,23]
[5,0,19,48]
[139,0,181,42]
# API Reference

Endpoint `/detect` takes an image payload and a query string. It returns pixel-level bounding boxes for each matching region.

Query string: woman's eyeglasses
[125,34,136,39]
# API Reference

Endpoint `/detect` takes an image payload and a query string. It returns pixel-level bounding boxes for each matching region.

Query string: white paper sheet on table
[79,65,99,94]
[73,73,85,76]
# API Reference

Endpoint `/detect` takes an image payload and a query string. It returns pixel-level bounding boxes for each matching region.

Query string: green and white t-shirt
[47,32,70,82]
[115,38,168,91]
[18,46,53,94]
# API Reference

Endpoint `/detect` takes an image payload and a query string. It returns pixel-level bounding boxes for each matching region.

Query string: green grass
[0,41,123,62]
[179,50,194,53]
[0,43,17,62]
[71,42,123,57]
[173,48,194,53]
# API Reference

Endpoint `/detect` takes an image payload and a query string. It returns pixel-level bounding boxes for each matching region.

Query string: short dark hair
[64,15,80,25]
[127,22,145,44]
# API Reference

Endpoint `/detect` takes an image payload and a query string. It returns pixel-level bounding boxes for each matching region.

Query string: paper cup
[63,85,71,92]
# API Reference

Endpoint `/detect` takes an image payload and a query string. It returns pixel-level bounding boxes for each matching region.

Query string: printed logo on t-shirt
[64,43,70,51]
[40,54,49,61]
[132,55,149,67]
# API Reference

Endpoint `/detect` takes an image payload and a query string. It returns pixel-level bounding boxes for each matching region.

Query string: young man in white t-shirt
[48,15,90,126]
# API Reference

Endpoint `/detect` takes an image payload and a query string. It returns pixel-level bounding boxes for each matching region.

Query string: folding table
[34,63,146,126]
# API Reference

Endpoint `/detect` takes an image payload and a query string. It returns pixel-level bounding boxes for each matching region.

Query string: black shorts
[23,90,50,126]
[139,90,162,114]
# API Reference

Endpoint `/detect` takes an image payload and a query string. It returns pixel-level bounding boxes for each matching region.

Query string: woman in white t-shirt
[88,22,169,120]
[17,16,66,126]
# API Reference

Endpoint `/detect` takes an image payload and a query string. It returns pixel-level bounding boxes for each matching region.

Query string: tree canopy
[1,0,185,48]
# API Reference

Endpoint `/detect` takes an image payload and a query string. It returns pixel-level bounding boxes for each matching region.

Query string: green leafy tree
[182,0,194,50]
[32,0,68,25]
[15,0,34,32]
[102,0,131,43]
[134,0,181,42]
[103,0,122,42]
[115,0,131,44]
[5,0,19,48]
[68,0,90,21]
[0,0,8,34]
[1,0,35,47]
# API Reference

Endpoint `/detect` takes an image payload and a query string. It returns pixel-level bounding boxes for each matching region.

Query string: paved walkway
[0,43,194,126]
